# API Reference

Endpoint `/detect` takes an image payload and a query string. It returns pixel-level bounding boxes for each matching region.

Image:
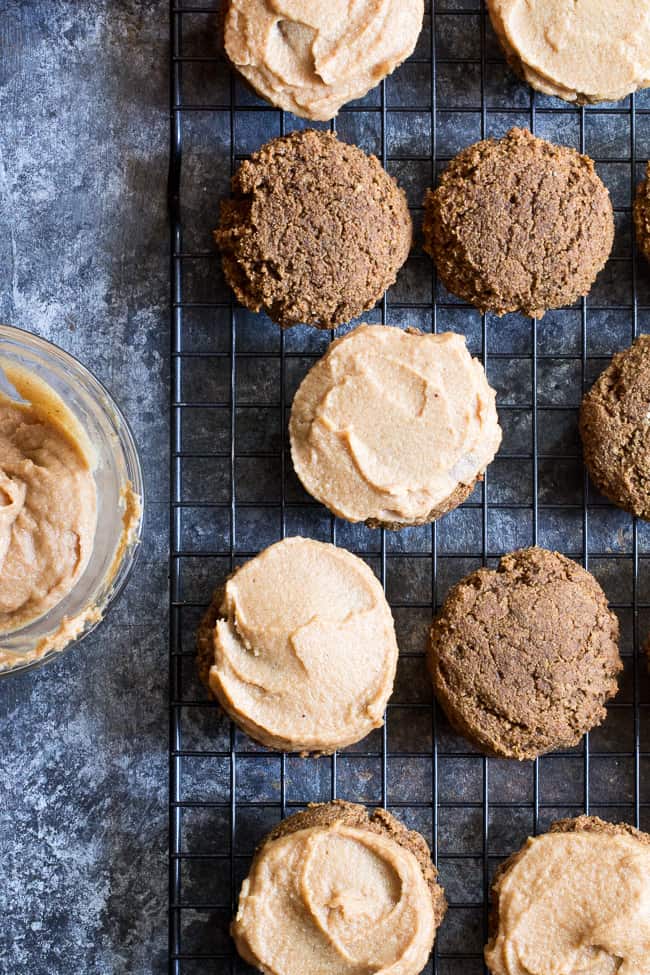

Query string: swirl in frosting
[233,819,437,975]
[290,325,501,526]
[224,0,424,120]
[207,537,398,754]
[488,0,650,104]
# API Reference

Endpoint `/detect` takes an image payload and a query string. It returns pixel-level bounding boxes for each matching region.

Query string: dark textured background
[0,3,168,972]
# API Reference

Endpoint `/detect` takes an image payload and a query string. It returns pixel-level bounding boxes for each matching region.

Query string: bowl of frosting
[0,324,144,675]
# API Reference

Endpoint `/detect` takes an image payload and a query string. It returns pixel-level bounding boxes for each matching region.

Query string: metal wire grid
[169,3,650,972]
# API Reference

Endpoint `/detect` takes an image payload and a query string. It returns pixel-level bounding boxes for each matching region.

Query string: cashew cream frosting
[485,830,650,975]
[0,365,97,636]
[207,536,398,754]
[488,0,650,104]
[224,0,425,121]
[0,363,142,672]
[290,325,502,526]
[233,821,436,975]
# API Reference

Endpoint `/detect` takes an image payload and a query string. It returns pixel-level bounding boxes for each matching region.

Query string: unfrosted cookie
[634,162,650,263]
[232,800,446,975]
[215,130,412,329]
[223,0,424,121]
[423,128,614,318]
[290,324,502,529]
[580,335,650,520]
[196,537,398,755]
[428,547,621,760]
[485,816,650,975]
[488,0,650,105]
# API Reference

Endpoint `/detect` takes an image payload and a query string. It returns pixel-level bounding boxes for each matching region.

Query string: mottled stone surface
[0,3,168,973]
[2,2,650,973]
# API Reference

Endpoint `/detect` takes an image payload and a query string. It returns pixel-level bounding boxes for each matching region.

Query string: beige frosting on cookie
[208,537,398,753]
[485,830,650,975]
[0,364,97,635]
[489,0,650,104]
[233,821,436,975]
[290,326,501,526]
[224,0,424,120]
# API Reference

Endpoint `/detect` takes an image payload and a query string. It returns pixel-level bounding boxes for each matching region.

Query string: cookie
[579,335,650,520]
[423,127,614,318]
[634,161,650,263]
[232,800,446,975]
[485,816,650,975]
[487,1,650,105]
[223,0,424,121]
[196,537,398,755]
[428,547,621,760]
[289,324,502,528]
[215,129,412,329]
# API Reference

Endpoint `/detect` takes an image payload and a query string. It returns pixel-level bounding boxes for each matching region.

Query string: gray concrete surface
[0,3,168,972]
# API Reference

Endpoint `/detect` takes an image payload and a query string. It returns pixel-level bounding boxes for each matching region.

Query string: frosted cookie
[580,335,650,520]
[233,801,446,975]
[487,0,650,104]
[428,547,621,760]
[485,816,650,975]
[215,130,412,330]
[0,368,96,635]
[423,128,614,318]
[223,0,424,121]
[290,325,501,528]
[196,537,398,754]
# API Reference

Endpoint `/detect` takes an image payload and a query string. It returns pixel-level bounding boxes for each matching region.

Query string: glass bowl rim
[0,322,146,678]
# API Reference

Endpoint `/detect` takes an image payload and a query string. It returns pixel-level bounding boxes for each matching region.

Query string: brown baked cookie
[232,800,446,975]
[579,335,650,520]
[423,127,614,318]
[223,1,424,122]
[289,325,502,530]
[428,547,621,760]
[214,130,412,329]
[261,800,447,924]
[634,161,650,263]
[486,816,650,975]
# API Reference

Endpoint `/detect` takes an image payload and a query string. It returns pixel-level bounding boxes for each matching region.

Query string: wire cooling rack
[169,2,650,972]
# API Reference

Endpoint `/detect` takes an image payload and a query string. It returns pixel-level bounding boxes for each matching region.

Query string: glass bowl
[0,324,144,676]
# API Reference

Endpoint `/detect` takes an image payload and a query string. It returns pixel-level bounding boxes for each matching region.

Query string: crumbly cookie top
[428,546,621,759]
